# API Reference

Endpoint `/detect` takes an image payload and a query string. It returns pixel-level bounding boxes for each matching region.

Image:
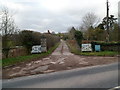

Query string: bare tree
[68,27,76,40]
[82,12,100,30]
[0,7,17,35]
[0,7,18,58]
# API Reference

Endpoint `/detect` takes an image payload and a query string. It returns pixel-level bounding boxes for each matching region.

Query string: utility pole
[106,0,109,42]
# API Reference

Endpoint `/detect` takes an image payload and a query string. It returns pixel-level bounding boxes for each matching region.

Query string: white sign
[81,44,92,52]
[31,45,41,54]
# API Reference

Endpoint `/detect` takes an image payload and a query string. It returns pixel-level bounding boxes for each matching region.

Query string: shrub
[74,30,83,46]
[91,41,120,51]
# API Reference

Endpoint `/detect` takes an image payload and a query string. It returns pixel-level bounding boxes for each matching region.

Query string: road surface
[3,62,119,88]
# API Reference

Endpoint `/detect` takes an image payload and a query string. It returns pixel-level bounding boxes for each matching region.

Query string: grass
[2,42,60,67]
[80,51,118,56]
[66,41,80,55]
[67,40,119,56]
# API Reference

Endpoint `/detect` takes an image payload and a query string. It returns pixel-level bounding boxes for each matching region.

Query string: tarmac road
[3,62,119,88]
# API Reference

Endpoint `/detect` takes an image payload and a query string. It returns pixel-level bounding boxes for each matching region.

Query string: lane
[3,62,119,88]
[3,40,117,79]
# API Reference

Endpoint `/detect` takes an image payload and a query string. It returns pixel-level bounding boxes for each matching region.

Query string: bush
[74,30,83,46]
[67,40,118,56]
[45,34,60,50]
[2,30,60,58]
[91,41,120,51]
[19,30,60,54]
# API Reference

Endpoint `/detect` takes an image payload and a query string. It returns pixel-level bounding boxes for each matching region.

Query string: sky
[118,1,120,26]
[0,0,119,33]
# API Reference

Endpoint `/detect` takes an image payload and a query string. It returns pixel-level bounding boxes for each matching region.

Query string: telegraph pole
[106,0,109,42]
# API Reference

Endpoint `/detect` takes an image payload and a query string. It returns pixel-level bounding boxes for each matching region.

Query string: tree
[94,27,106,41]
[83,26,105,41]
[102,15,117,42]
[45,33,60,50]
[68,27,76,40]
[97,23,104,30]
[83,26,95,40]
[0,7,18,58]
[82,12,100,30]
[19,30,60,54]
[62,33,69,40]
[74,30,83,46]
[0,7,17,35]
[19,30,34,54]
[109,23,119,41]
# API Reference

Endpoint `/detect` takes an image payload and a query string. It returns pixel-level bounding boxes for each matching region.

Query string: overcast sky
[0,0,119,33]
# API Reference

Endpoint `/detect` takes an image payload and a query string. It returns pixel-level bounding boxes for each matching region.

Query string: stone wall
[2,47,28,59]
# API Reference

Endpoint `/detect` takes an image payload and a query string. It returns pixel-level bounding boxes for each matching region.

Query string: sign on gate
[31,45,41,54]
[31,36,47,54]
[95,45,101,52]
[81,44,92,52]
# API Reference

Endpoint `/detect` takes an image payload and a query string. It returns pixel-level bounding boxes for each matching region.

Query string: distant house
[44,30,51,35]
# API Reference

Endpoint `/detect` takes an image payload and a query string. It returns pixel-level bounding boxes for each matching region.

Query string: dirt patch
[2,40,118,79]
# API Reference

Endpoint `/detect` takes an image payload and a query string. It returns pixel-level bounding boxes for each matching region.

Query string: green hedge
[91,41,120,51]
[2,42,60,68]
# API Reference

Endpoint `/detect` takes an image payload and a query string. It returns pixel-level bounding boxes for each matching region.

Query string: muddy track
[3,40,118,79]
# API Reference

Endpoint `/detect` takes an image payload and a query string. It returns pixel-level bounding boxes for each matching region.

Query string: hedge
[91,41,120,52]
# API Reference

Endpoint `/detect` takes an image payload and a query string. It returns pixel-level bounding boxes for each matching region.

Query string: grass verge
[2,42,60,68]
[80,51,118,56]
[67,40,119,56]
